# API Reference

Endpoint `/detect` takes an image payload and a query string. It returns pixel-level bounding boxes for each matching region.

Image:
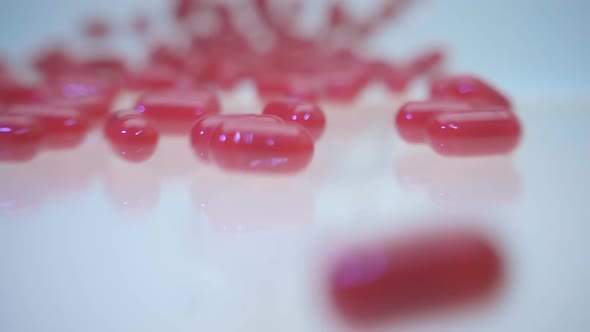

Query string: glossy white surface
[1,90,589,331]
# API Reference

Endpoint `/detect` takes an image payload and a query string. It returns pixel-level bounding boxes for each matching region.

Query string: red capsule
[49,93,114,121]
[190,114,283,161]
[0,79,47,106]
[83,17,111,38]
[263,99,326,140]
[384,66,413,93]
[48,72,120,99]
[126,66,183,91]
[330,228,504,325]
[321,69,370,102]
[32,47,75,78]
[135,89,220,134]
[6,104,89,149]
[395,100,472,144]
[256,74,319,101]
[408,48,445,76]
[0,115,44,162]
[209,121,314,174]
[104,111,159,163]
[427,108,522,156]
[430,75,511,108]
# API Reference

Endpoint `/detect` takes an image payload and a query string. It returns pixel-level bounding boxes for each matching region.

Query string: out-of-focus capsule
[190,114,283,161]
[263,99,326,140]
[395,100,472,144]
[427,108,522,156]
[430,75,511,108]
[209,121,314,174]
[0,79,47,106]
[104,111,159,163]
[126,66,186,91]
[329,227,504,325]
[6,104,89,149]
[0,115,44,162]
[49,93,114,121]
[48,72,121,99]
[135,89,220,134]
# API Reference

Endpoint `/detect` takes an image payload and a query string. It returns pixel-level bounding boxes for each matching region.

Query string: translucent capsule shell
[209,121,314,174]
[427,108,522,156]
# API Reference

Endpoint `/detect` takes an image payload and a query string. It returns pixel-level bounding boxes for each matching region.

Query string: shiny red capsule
[430,75,511,108]
[0,115,44,162]
[136,89,220,134]
[263,99,326,140]
[6,104,89,149]
[330,228,503,325]
[427,108,522,156]
[395,100,472,144]
[190,114,283,161]
[104,111,159,162]
[209,121,314,173]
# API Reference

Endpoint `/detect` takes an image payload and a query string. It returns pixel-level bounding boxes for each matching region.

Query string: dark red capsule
[0,79,47,106]
[430,75,511,108]
[0,115,44,162]
[6,104,89,149]
[330,228,503,325]
[395,100,472,144]
[191,114,283,161]
[209,121,314,174]
[136,89,220,134]
[104,111,159,163]
[32,47,75,78]
[427,108,522,156]
[263,99,326,140]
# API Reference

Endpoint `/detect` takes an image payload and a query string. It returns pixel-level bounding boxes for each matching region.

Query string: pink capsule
[395,100,472,144]
[427,108,522,156]
[136,89,220,134]
[430,75,511,108]
[209,121,314,174]
[0,115,44,162]
[6,104,89,149]
[190,114,283,161]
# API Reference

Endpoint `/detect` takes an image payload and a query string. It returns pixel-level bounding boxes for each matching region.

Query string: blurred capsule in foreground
[328,225,505,326]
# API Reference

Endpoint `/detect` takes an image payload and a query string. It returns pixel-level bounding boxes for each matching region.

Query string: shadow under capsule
[191,170,314,234]
[103,160,161,216]
[394,150,522,207]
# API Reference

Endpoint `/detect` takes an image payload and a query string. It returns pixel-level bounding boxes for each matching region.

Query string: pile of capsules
[0,0,518,327]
